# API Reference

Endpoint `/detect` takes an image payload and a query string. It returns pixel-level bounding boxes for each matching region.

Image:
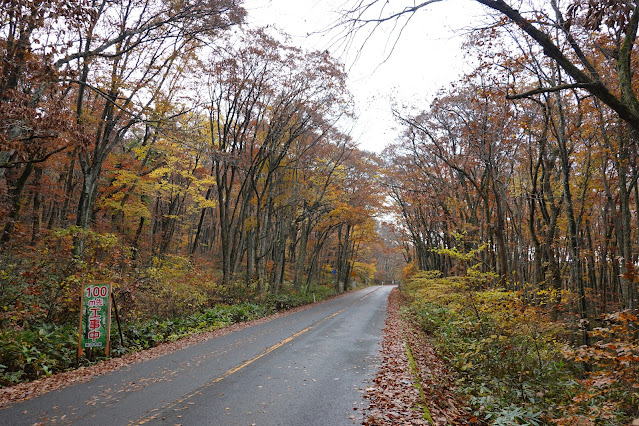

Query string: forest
[2,0,639,424]
[0,0,402,385]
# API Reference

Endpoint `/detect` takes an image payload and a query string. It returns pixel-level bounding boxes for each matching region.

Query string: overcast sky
[242,0,488,153]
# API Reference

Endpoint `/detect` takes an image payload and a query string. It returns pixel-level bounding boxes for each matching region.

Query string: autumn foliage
[4,0,639,423]
[0,0,405,387]
[372,0,639,423]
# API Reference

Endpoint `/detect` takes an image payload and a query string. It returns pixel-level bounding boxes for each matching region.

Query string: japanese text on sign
[78,283,112,356]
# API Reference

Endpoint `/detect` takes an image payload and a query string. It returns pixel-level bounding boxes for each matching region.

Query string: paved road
[2,286,392,425]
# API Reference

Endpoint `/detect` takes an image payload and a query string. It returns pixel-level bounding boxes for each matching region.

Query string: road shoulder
[363,288,471,425]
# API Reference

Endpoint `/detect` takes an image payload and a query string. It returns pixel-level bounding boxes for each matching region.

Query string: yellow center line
[133,287,379,424]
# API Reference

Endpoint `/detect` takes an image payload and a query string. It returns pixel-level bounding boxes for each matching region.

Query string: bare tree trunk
[1,162,33,244]
[553,85,590,346]
[29,166,43,245]
[191,186,214,256]
[293,217,310,290]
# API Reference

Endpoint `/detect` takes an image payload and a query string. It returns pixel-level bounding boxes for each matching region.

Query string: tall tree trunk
[293,216,310,290]
[191,186,214,256]
[1,162,33,244]
[29,166,43,245]
[132,216,145,255]
[58,148,78,229]
[245,228,255,287]
[617,144,635,309]
[74,160,103,255]
[336,224,352,293]
[553,87,590,346]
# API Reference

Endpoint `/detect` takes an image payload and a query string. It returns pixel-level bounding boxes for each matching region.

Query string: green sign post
[78,282,112,357]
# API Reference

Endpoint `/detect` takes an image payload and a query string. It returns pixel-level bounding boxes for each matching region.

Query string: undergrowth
[402,270,638,425]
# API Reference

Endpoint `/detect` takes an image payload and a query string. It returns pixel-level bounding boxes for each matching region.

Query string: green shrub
[0,323,78,386]
[117,302,274,351]
[263,285,334,311]
[402,273,584,424]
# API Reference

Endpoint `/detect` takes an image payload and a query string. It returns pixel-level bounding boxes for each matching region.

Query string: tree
[339,0,639,132]
[0,0,87,244]
[204,29,351,288]
[392,72,523,284]
[326,149,384,292]
[60,0,244,253]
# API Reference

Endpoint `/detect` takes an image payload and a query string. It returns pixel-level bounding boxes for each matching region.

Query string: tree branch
[475,0,639,131]
[617,2,639,115]
[506,82,596,99]
[0,145,69,168]
[345,0,446,24]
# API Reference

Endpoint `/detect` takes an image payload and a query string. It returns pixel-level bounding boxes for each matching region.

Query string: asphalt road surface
[2,285,392,425]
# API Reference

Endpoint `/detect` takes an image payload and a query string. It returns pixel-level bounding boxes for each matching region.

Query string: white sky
[242,0,488,153]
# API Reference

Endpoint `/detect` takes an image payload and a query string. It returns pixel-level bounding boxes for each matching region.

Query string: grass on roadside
[401,271,636,425]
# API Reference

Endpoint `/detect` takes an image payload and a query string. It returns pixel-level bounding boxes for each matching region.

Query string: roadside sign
[78,282,112,357]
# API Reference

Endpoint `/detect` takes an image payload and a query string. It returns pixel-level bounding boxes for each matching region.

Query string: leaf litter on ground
[362,288,475,425]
